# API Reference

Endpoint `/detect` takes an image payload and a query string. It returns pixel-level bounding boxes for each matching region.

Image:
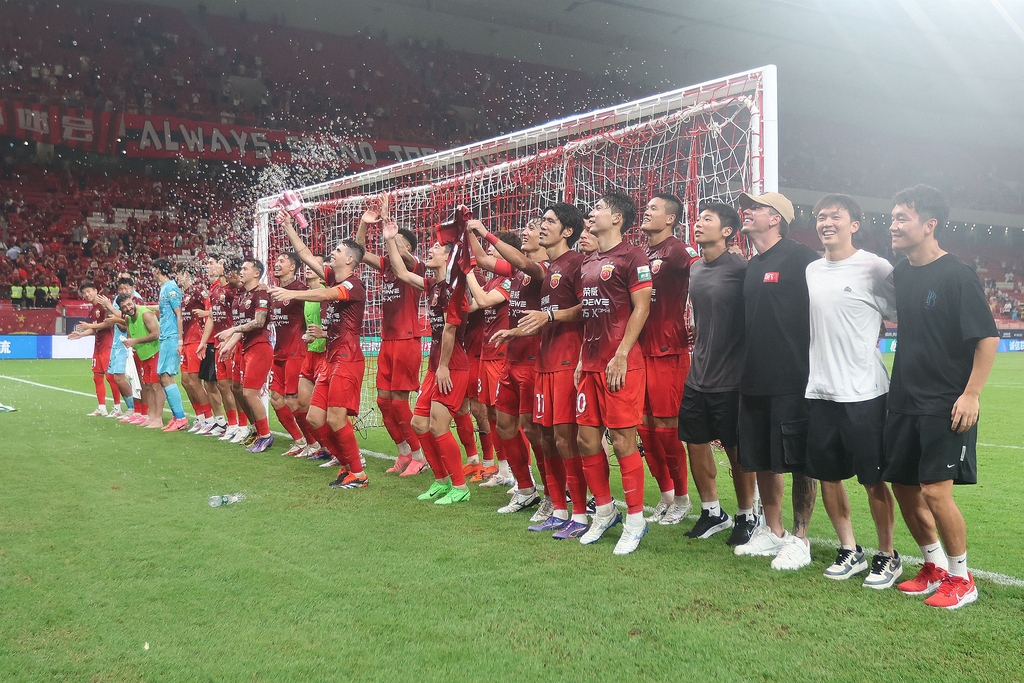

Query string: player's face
[816,205,859,249]
[522,220,542,252]
[426,242,448,269]
[890,203,932,251]
[642,198,672,234]
[305,262,323,285]
[226,269,241,287]
[121,299,136,317]
[591,199,615,235]
[695,210,725,246]
[740,204,774,235]
[206,258,224,279]
[274,254,295,279]
[539,210,565,247]
[177,270,192,288]
[117,283,133,297]
[578,225,597,254]
[239,262,257,285]
[81,287,97,303]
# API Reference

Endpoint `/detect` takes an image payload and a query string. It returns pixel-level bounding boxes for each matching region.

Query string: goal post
[254,65,778,430]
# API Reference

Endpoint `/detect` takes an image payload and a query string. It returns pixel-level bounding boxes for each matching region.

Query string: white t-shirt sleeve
[871,256,897,323]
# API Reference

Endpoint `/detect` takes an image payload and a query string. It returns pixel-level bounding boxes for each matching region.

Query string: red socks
[564,455,588,512]
[435,431,466,486]
[392,399,421,451]
[479,429,494,462]
[93,373,106,405]
[639,425,674,494]
[238,411,249,427]
[419,432,448,479]
[454,413,478,457]
[138,402,149,416]
[274,405,303,440]
[377,397,406,446]
[334,421,363,475]
[619,450,646,514]
[545,454,568,511]
[488,418,506,462]
[226,409,238,426]
[656,428,689,496]
[500,430,534,491]
[255,417,271,438]
[581,453,613,507]
[196,403,213,419]
[294,410,317,444]
[313,424,346,465]
[106,374,120,405]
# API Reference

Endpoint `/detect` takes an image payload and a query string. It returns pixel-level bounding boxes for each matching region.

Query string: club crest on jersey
[636,265,651,282]
[522,275,531,285]
[549,273,562,288]
[650,259,663,275]
[600,264,615,281]
[245,299,252,309]
[763,271,780,283]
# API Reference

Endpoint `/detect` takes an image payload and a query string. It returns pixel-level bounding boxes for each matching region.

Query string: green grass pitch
[1,356,1022,681]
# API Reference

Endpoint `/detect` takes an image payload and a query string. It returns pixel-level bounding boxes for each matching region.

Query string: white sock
[675,493,690,506]
[467,455,480,465]
[553,509,569,520]
[572,513,589,524]
[596,502,615,517]
[921,542,949,570]
[702,500,721,517]
[397,441,411,456]
[518,486,536,497]
[660,490,674,505]
[482,459,495,468]
[738,507,754,518]
[497,460,512,478]
[625,511,644,526]
[216,416,227,426]
[947,551,968,578]
[410,448,425,462]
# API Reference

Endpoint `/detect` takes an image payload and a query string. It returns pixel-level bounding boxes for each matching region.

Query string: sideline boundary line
[3,373,1022,588]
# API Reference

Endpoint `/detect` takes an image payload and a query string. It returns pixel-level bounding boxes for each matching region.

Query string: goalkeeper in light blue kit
[153,258,189,431]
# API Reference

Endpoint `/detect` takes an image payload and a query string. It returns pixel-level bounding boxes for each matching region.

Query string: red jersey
[89,303,113,353]
[209,280,238,337]
[380,254,425,341]
[270,278,307,360]
[426,275,469,372]
[323,270,366,363]
[578,241,652,373]
[235,286,272,350]
[538,249,585,373]
[480,276,511,361]
[505,266,543,366]
[465,269,488,360]
[642,236,697,357]
[180,283,210,343]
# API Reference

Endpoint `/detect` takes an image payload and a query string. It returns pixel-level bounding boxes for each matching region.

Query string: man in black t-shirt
[731,192,821,572]
[885,185,998,610]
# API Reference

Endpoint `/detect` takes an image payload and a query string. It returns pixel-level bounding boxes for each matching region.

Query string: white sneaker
[824,546,868,580]
[498,490,541,514]
[659,499,694,526]
[319,456,340,468]
[734,525,786,557]
[207,423,226,437]
[645,501,670,523]
[530,498,555,523]
[188,419,205,433]
[480,473,515,488]
[230,427,251,444]
[87,407,108,417]
[282,440,307,457]
[613,519,649,555]
[107,407,123,418]
[219,426,238,441]
[771,535,812,570]
[298,444,318,458]
[580,509,622,545]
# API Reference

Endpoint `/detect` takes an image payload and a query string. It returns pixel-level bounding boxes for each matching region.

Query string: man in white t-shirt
[805,194,902,589]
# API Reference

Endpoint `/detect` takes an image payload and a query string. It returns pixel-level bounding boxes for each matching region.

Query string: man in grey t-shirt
[677,202,757,544]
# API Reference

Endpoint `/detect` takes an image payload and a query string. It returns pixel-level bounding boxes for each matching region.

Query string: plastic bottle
[209,493,244,507]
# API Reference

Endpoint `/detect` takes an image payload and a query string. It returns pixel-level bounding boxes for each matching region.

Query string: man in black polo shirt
[885,185,998,609]
[732,191,820,571]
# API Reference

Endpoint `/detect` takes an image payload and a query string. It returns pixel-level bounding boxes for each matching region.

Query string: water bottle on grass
[209,493,245,507]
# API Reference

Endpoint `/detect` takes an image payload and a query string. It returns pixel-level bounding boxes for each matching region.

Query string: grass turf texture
[1,357,1022,682]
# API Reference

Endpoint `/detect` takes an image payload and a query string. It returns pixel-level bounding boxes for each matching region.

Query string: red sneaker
[162,418,189,432]
[897,562,949,596]
[924,573,978,609]
[386,454,412,474]
[399,459,429,477]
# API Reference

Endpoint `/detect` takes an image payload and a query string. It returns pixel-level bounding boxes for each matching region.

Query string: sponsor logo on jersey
[685,246,699,258]
[501,279,512,292]
[763,271,780,283]
[342,280,354,290]
[549,273,562,288]
[636,265,651,282]
[600,264,615,281]
[651,259,663,274]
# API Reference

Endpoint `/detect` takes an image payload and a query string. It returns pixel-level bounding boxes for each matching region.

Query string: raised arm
[468,220,544,279]
[269,286,344,303]
[356,201,384,272]
[279,209,325,280]
[382,218,425,291]
[466,272,508,310]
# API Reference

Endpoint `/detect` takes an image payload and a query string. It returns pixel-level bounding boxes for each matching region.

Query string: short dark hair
[397,228,418,251]
[280,251,301,272]
[114,293,132,308]
[224,257,241,273]
[813,194,862,222]
[601,190,638,233]
[496,230,522,251]
[78,280,97,292]
[341,239,366,263]
[543,202,585,247]
[698,201,742,243]
[152,258,173,276]
[893,184,950,232]
[244,258,265,279]
[655,192,684,227]
[116,276,134,288]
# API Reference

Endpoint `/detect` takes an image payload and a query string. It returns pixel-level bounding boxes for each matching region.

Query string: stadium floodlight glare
[255,65,778,428]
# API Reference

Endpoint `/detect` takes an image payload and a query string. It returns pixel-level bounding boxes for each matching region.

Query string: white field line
[3,374,1022,587]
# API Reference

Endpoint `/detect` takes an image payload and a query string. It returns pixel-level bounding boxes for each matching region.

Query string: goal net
[254,65,778,430]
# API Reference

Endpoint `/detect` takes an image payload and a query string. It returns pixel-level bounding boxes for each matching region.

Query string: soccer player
[575,191,653,555]
[731,192,820,571]
[150,259,189,432]
[274,212,370,489]
[678,203,758,544]
[103,278,138,420]
[803,194,902,587]
[206,256,244,440]
[638,193,696,524]
[216,259,276,453]
[118,293,161,426]
[175,262,215,433]
[69,281,119,417]
[468,217,547,496]
[268,251,310,456]
[884,185,998,609]
[354,203,428,475]
[383,216,472,505]
[460,267,489,476]
[294,259,327,460]
[464,231,517,482]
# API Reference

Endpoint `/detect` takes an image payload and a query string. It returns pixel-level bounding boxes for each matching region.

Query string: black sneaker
[586,497,597,515]
[725,513,758,547]
[684,509,733,539]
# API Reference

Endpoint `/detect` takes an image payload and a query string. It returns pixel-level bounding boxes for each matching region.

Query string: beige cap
[737,192,795,224]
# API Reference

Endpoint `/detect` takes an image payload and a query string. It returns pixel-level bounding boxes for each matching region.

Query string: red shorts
[215,342,236,382]
[136,353,159,384]
[300,349,326,382]
[376,338,422,392]
[271,350,306,396]
[644,353,690,418]
[466,358,482,399]
[477,358,505,407]
[535,369,578,427]
[311,359,364,413]
[182,339,203,374]
[92,348,110,374]
[414,368,470,417]
[576,367,646,430]
[495,363,536,417]
[241,342,274,391]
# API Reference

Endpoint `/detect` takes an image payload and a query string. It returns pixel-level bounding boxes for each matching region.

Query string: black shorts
[738,393,808,474]
[199,343,218,382]
[677,386,739,449]
[883,412,978,486]
[805,396,887,485]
